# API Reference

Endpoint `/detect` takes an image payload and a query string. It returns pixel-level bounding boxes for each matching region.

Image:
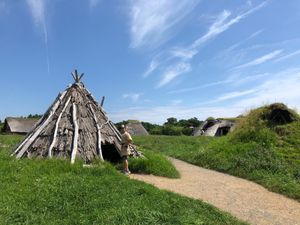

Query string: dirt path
[130,158,300,225]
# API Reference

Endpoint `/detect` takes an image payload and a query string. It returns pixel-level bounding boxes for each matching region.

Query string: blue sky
[1,0,300,124]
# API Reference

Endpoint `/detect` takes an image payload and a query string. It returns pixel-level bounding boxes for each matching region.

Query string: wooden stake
[89,104,104,161]
[100,96,105,107]
[71,103,79,164]
[48,97,71,158]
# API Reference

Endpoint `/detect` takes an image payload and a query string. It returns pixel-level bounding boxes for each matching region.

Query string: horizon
[1,0,300,124]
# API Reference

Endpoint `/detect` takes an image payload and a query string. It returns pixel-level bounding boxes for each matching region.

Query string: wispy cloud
[233,49,282,70]
[129,0,200,49]
[273,49,300,63]
[157,62,191,87]
[234,68,300,109]
[171,99,183,105]
[122,93,142,102]
[26,0,50,75]
[143,60,159,78]
[168,73,268,94]
[145,1,268,87]
[221,29,264,54]
[191,1,268,49]
[213,89,257,102]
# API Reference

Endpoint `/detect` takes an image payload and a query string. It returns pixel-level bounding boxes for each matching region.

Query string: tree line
[116,117,203,136]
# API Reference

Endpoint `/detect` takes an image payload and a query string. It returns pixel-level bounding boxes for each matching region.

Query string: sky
[1,0,300,124]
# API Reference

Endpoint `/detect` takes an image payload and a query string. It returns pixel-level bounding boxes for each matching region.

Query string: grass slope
[135,104,300,201]
[0,136,246,225]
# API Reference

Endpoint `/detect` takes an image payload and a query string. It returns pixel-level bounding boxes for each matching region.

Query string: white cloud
[171,99,183,105]
[233,49,282,70]
[170,48,197,60]
[129,0,200,49]
[273,49,300,63]
[143,60,159,78]
[157,62,191,87]
[89,0,102,8]
[122,93,142,102]
[191,1,268,49]
[213,89,257,102]
[234,68,300,109]
[168,73,268,94]
[147,1,268,87]
[26,0,46,26]
[26,0,50,75]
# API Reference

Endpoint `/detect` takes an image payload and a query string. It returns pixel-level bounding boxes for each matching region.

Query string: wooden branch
[100,96,105,107]
[88,104,104,161]
[15,91,67,159]
[71,103,79,164]
[48,96,71,158]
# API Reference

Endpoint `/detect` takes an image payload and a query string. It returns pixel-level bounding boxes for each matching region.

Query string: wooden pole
[71,103,79,164]
[48,96,71,158]
[100,96,105,107]
[88,104,104,161]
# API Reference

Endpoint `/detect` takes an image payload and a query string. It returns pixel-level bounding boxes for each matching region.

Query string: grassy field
[134,104,300,201]
[0,135,247,225]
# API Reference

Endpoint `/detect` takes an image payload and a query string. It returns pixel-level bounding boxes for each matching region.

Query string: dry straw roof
[14,71,139,163]
[127,122,149,136]
[4,117,39,134]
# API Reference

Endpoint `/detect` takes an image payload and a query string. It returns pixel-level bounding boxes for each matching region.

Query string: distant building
[193,119,236,137]
[126,122,149,136]
[3,117,39,134]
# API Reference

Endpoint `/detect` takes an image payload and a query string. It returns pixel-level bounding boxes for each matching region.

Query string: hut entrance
[101,144,121,162]
[215,126,231,136]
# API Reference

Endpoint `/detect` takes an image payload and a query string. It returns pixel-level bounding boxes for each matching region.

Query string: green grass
[0,134,178,179]
[115,147,180,178]
[134,104,300,201]
[0,135,246,225]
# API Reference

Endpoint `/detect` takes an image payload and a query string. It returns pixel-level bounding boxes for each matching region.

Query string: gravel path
[130,158,300,225]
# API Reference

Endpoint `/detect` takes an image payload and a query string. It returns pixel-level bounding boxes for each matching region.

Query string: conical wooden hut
[14,71,139,163]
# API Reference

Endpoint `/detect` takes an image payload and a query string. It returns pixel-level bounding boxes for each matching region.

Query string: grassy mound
[198,103,300,200]
[135,103,300,201]
[0,136,246,225]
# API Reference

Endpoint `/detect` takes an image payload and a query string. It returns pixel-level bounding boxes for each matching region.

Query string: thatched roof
[4,117,39,134]
[13,72,140,163]
[127,122,149,136]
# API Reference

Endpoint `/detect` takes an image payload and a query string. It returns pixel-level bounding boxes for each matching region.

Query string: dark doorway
[101,144,121,162]
[215,126,231,136]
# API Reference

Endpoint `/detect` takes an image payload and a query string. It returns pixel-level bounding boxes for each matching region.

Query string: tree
[206,116,215,121]
[164,117,178,126]
[27,114,43,119]
[162,125,182,136]
[187,117,202,127]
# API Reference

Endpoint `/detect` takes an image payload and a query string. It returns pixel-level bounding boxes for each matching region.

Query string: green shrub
[128,149,180,178]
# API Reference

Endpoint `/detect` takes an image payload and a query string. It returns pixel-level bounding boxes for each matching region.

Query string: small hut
[13,71,140,163]
[193,119,235,137]
[126,121,149,136]
[3,117,39,134]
